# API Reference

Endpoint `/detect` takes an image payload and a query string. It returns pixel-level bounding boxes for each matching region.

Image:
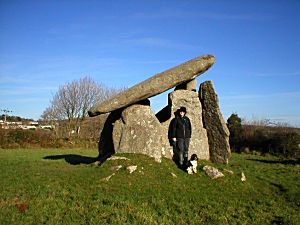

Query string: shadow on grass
[43,154,99,165]
[269,182,288,193]
[246,158,300,165]
[43,153,114,166]
[43,110,122,166]
[271,216,286,225]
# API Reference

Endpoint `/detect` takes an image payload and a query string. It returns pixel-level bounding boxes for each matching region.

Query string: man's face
[179,111,185,117]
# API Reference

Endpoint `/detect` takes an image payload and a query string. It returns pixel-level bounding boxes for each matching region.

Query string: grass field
[0,149,299,225]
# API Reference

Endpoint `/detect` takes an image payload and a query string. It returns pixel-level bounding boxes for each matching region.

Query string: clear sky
[1,0,300,127]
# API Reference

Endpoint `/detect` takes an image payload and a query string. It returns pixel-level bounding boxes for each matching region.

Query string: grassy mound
[0,149,299,224]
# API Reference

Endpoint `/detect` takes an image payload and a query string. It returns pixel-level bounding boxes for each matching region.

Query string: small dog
[186,154,198,174]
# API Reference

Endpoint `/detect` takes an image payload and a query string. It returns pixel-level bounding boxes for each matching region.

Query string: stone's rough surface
[223,169,234,175]
[101,173,116,182]
[171,172,177,178]
[157,90,210,160]
[110,165,123,171]
[107,156,130,161]
[241,172,246,182]
[203,165,224,179]
[127,165,137,174]
[113,104,165,162]
[186,79,197,91]
[199,80,231,163]
[89,55,215,116]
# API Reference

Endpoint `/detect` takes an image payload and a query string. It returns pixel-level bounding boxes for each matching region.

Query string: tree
[227,113,243,152]
[0,109,12,122]
[42,76,124,137]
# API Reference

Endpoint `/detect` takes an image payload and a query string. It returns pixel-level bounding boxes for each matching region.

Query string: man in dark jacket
[170,107,192,167]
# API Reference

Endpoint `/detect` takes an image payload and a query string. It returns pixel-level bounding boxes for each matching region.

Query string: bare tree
[42,76,124,137]
[0,109,12,122]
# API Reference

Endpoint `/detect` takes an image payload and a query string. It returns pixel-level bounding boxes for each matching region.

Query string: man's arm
[170,118,177,140]
[188,117,192,136]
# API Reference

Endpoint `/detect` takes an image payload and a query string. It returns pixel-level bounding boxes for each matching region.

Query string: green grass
[0,149,299,225]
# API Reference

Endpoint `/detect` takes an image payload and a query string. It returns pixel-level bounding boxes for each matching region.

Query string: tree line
[227,113,300,158]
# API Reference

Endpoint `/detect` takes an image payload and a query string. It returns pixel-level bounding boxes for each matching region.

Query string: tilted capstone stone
[88,55,215,116]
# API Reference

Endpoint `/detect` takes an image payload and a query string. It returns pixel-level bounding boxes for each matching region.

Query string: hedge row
[227,114,300,158]
[0,129,98,149]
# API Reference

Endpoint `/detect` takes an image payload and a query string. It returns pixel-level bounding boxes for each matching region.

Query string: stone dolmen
[89,54,230,163]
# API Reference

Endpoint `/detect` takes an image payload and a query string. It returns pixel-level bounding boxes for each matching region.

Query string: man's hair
[179,106,187,113]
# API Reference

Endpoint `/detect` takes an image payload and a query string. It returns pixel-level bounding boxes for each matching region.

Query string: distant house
[29,121,39,126]
[1,120,54,131]
[0,121,22,129]
[26,125,37,130]
[16,121,39,130]
[40,125,54,130]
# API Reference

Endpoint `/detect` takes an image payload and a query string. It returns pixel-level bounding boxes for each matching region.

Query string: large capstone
[156,90,210,160]
[88,55,215,116]
[199,80,231,163]
[113,103,165,162]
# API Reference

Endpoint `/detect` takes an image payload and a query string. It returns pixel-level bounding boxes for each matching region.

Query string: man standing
[171,107,192,168]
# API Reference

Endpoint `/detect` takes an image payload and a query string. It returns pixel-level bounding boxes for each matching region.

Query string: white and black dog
[185,154,198,174]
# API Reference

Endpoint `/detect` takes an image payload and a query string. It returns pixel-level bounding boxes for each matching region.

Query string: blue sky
[0,0,300,127]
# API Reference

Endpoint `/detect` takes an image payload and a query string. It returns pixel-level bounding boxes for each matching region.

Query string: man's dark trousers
[177,138,190,166]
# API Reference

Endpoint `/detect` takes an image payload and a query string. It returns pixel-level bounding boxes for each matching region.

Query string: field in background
[0,149,299,225]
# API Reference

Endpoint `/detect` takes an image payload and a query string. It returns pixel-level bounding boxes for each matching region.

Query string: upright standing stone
[113,103,165,162]
[199,81,231,163]
[97,110,122,159]
[175,79,197,91]
[157,90,210,160]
